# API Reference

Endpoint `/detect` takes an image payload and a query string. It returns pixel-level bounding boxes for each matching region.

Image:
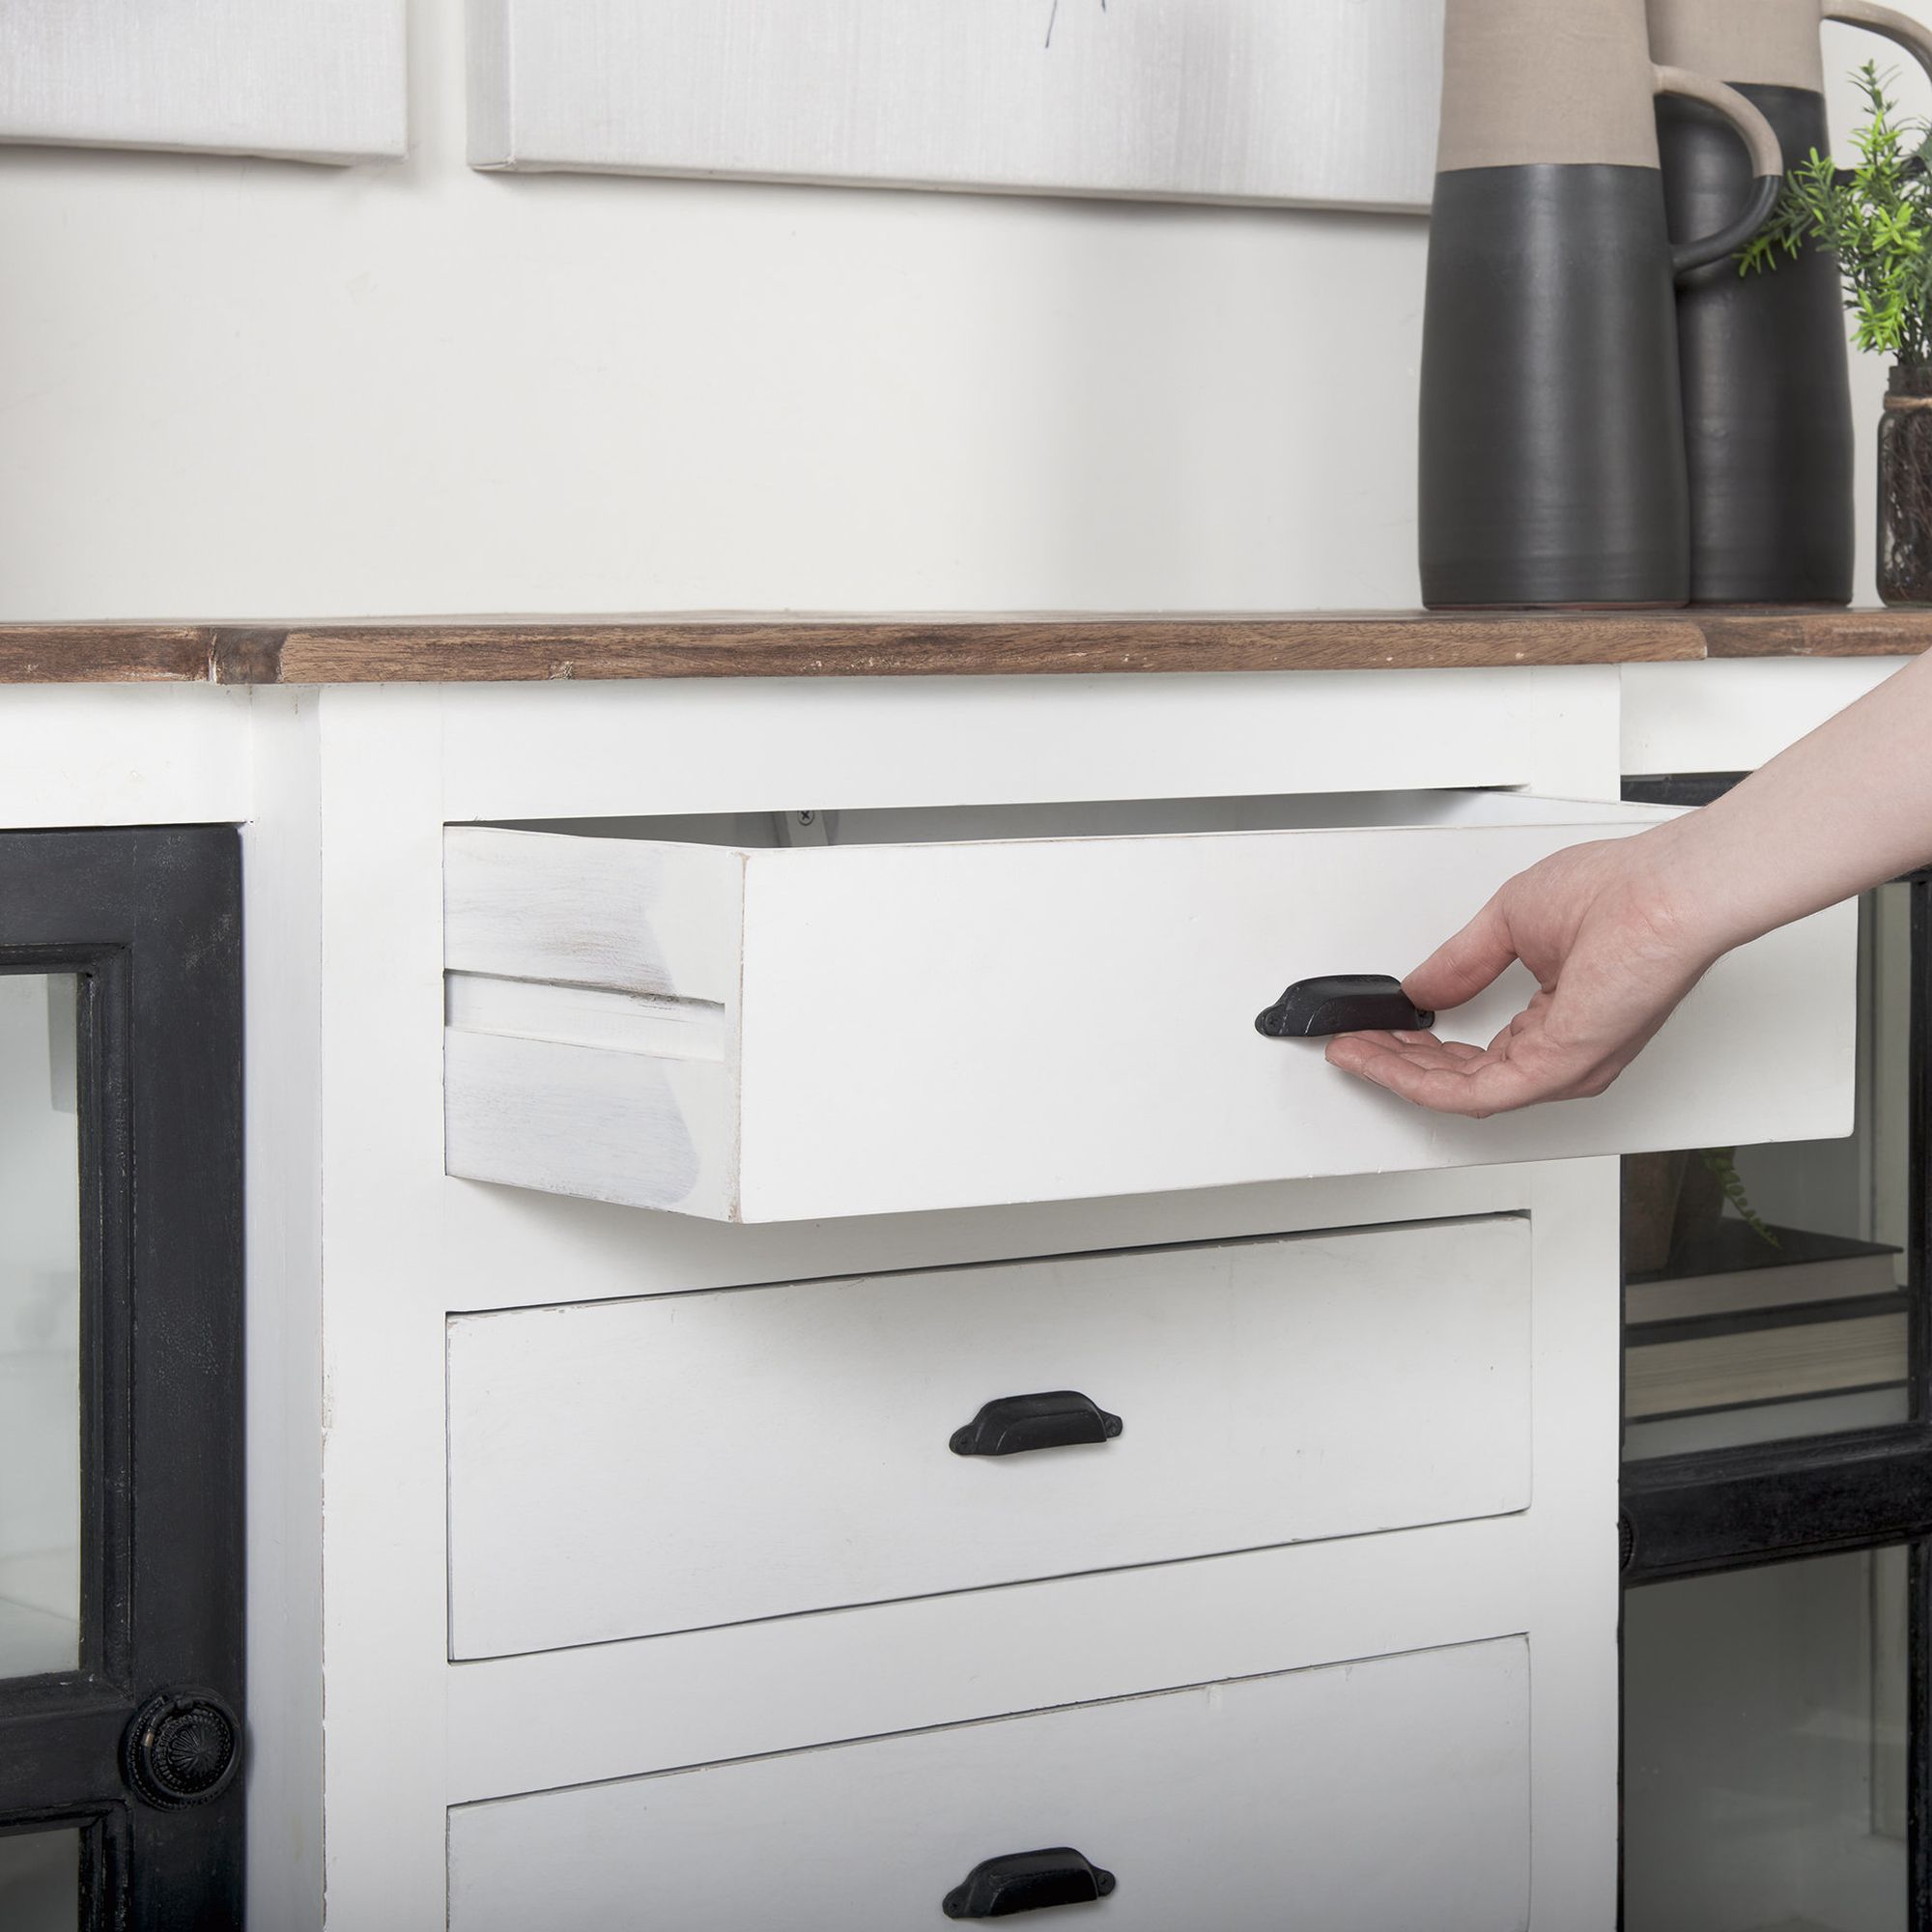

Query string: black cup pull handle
[1255,973,1435,1039]
[944,1847,1118,1918]
[950,1392,1123,1458]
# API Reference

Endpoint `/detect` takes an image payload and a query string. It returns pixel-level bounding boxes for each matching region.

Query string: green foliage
[1740,61,1932,367]
[1699,1148,1780,1250]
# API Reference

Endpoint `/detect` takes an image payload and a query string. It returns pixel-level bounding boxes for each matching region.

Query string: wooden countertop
[2,608,1928,685]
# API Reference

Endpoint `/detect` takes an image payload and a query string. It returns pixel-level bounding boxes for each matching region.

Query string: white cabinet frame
[11,656,1892,1927]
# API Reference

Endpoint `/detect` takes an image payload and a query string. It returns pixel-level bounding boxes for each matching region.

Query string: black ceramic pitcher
[1419,0,1784,608]
[1651,0,1932,604]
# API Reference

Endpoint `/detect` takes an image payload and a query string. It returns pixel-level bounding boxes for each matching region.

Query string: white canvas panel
[0,0,408,164]
[469,0,1442,212]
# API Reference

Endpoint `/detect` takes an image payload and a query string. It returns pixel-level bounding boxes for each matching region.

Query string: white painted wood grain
[445,1508,1532,1804]
[441,793,1856,1221]
[443,974,725,1060]
[468,0,1442,211]
[435,671,1581,826]
[240,694,326,1929]
[0,1,407,164]
[445,1216,1530,1656]
[1621,658,1911,777]
[444,826,745,1002]
[1518,1153,1622,1921]
[311,690,451,1924]
[443,1028,739,1216]
[0,686,250,831]
[448,1637,1528,1932]
[442,1139,1524,1313]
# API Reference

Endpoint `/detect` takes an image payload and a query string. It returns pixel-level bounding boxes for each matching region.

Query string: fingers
[1403,895,1519,1015]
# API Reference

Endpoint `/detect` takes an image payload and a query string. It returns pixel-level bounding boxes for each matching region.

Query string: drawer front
[444,799,1855,1221]
[448,1635,1530,1931]
[446,1216,1529,1658]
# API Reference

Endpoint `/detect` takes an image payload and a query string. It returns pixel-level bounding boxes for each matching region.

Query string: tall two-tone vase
[1419,0,1784,609]
[1650,0,1932,604]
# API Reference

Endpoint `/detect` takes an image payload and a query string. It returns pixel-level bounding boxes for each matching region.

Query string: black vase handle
[951,1392,1123,1458]
[1255,974,1433,1040]
[1652,66,1784,276]
[943,1848,1118,1918]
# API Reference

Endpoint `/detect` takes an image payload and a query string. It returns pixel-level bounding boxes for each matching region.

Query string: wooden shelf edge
[0,610,1927,685]
[1696,610,1932,658]
[263,614,1707,683]
[0,626,220,684]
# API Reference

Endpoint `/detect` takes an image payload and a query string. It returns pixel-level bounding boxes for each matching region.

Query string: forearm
[1646,650,1932,956]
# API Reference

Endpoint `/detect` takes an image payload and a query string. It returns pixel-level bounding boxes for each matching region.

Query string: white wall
[0,0,1431,620]
[0,7,1921,619]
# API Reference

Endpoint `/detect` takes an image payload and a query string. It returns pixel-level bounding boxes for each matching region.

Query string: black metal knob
[123,1689,241,1809]
[944,1847,1118,1918]
[951,1392,1123,1458]
[1255,974,1434,1039]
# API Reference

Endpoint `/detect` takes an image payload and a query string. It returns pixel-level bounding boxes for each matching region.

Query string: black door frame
[0,826,243,1927]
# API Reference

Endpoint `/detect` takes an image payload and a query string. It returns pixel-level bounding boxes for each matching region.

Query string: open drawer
[443,791,1856,1222]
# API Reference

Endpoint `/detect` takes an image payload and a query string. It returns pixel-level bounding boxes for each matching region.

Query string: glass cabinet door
[0,975,81,1683]
[0,1828,82,1932]
[0,828,243,1930]
[1623,885,1913,1463]
[1620,795,1932,1928]
[1624,1547,1909,1932]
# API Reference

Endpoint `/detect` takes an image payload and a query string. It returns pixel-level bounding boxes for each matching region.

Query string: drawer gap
[476,784,1576,852]
[447,971,725,1062]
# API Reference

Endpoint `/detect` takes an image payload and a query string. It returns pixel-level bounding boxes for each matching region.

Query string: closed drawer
[443,790,1855,1222]
[447,1635,1529,1931]
[446,1215,1529,1658]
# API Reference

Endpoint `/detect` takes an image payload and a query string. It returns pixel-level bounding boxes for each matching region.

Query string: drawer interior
[484,784,1670,849]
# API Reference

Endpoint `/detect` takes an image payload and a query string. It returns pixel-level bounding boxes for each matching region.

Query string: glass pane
[1624,1548,1910,1932]
[0,1827,80,1930]
[1624,885,1912,1459]
[0,973,81,1677]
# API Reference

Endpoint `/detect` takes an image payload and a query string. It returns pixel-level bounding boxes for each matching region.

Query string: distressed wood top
[0,608,1927,685]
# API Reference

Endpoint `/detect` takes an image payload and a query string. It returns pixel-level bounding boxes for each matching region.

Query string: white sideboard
[0,641,1901,1928]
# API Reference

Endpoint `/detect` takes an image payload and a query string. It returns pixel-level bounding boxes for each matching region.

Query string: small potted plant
[1744,62,1932,605]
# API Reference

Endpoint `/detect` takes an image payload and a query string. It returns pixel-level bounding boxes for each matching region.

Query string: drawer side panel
[444,1029,737,1219]
[443,825,745,1001]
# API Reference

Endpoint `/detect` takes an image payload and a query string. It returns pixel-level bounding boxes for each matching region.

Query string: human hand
[1322,831,1719,1117]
